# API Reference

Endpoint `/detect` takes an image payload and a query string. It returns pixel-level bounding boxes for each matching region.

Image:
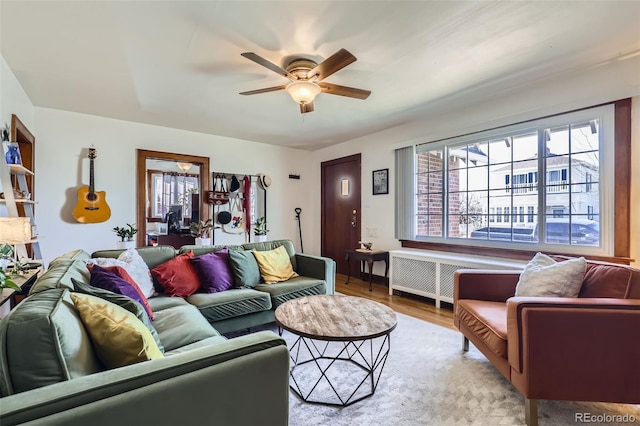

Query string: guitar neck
[89,157,95,194]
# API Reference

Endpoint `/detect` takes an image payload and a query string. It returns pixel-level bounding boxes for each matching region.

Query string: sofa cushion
[70,293,164,369]
[72,278,164,353]
[580,262,636,298]
[186,289,272,323]
[190,248,234,293]
[515,252,585,298]
[48,249,91,266]
[89,265,154,320]
[164,335,228,356]
[252,245,299,284]
[243,239,297,270]
[455,300,508,359]
[0,289,101,396]
[147,294,191,312]
[29,258,90,295]
[228,250,261,288]
[89,249,155,298]
[255,276,326,309]
[151,251,200,297]
[151,303,220,352]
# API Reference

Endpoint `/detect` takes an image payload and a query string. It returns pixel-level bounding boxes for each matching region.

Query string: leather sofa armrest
[0,331,289,426]
[507,297,640,385]
[295,253,336,294]
[454,270,521,304]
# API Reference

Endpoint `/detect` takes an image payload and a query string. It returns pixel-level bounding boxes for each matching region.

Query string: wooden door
[321,154,361,275]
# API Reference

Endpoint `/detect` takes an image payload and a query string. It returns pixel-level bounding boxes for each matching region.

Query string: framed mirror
[136,150,210,247]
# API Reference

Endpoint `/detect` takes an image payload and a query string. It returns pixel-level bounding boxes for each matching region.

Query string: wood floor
[335,273,455,330]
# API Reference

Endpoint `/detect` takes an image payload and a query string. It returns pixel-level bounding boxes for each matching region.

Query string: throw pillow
[116,248,156,298]
[71,278,164,353]
[190,248,234,293]
[252,245,299,284]
[151,251,201,297]
[70,293,163,369]
[87,248,155,298]
[515,252,586,297]
[228,249,261,288]
[87,264,154,320]
[89,264,154,320]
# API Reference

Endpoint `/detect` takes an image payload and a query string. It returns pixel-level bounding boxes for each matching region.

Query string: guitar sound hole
[87,193,97,202]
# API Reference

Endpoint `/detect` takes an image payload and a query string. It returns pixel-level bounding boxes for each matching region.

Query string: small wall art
[372,168,389,195]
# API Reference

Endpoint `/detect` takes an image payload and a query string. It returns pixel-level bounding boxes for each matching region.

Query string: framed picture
[372,168,389,195]
[2,142,22,165]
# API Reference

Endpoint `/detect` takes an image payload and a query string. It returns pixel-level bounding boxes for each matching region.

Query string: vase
[195,237,211,246]
[254,235,268,243]
[116,241,135,250]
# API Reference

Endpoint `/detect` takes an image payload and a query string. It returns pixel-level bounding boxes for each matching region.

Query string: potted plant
[113,223,138,249]
[253,217,269,243]
[190,219,213,245]
[0,244,14,271]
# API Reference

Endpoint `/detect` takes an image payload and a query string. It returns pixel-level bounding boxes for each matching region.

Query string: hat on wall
[217,210,232,224]
[258,173,272,190]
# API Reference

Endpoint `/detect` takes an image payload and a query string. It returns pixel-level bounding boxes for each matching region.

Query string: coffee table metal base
[288,334,391,407]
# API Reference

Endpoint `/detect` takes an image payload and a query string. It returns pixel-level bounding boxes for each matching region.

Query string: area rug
[240,313,640,426]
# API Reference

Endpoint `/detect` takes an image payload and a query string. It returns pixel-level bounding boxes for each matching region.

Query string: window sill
[400,240,634,265]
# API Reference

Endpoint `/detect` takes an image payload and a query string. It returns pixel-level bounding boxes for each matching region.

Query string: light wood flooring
[335,273,455,330]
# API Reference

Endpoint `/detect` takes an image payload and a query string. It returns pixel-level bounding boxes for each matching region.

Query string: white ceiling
[1,1,639,150]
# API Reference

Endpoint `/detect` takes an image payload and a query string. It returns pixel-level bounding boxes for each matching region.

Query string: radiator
[389,249,525,307]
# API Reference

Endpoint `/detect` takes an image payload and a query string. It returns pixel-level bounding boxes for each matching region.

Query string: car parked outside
[470,218,599,246]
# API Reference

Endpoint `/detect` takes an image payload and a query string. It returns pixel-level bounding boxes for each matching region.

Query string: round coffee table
[275,295,397,406]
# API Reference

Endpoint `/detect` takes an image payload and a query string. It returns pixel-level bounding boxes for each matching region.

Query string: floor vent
[389,249,525,307]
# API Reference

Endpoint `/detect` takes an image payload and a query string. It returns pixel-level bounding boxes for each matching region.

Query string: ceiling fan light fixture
[286,81,321,105]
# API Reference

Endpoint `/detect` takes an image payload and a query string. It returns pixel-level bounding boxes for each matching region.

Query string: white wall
[33,108,313,264]
[0,56,34,136]
[310,57,640,273]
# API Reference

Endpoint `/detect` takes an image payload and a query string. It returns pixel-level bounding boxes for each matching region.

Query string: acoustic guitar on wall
[72,148,111,223]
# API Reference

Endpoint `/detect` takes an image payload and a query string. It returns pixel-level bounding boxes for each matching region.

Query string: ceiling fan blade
[319,82,371,100]
[241,52,295,80]
[308,48,357,81]
[299,102,315,114]
[239,85,287,96]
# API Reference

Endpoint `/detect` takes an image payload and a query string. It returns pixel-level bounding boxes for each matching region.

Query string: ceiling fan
[239,48,371,114]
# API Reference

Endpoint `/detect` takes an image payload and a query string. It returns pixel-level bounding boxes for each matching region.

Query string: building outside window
[410,105,612,254]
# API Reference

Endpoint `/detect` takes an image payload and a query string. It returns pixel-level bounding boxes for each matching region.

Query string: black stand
[295,207,303,253]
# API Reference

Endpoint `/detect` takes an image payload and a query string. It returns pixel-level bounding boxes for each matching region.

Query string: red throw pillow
[151,251,201,297]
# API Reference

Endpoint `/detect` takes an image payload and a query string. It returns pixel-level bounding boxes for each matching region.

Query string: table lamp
[0,217,32,264]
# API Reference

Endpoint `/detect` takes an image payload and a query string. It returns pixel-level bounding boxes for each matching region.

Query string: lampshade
[176,162,193,172]
[0,217,32,245]
[286,81,321,105]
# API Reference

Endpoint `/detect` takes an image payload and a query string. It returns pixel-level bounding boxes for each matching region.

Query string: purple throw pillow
[190,248,234,293]
[90,264,153,319]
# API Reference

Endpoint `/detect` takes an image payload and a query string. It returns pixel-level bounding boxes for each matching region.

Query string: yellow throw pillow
[70,293,163,369]
[252,245,299,284]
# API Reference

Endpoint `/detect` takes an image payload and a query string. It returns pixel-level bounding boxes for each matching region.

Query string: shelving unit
[0,115,41,261]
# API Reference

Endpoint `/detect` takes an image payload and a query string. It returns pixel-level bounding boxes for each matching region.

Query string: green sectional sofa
[0,239,335,425]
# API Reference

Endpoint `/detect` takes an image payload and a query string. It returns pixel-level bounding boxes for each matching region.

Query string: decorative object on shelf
[358,241,373,251]
[0,123,9,142]
[190,219,213,246]
[372,168,389,195]
[73,148,111,223]
[253,216,269,243]
[113,223,137,249]
[3,142,22,165]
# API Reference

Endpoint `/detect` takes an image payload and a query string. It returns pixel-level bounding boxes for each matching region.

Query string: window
[405,104,615,255]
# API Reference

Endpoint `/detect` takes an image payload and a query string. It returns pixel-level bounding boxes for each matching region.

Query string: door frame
[321,153,361,264]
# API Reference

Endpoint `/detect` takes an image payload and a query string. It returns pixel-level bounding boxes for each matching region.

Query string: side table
[0,266,42,313]
[345,249,389,291]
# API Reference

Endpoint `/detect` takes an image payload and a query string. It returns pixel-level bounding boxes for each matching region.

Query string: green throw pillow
[228,249,261,288]
[71,278,164,353]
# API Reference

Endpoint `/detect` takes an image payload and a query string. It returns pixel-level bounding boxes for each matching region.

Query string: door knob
[351,209,357,228]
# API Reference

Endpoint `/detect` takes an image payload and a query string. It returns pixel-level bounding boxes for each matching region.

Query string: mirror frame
[136,149,210,247]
